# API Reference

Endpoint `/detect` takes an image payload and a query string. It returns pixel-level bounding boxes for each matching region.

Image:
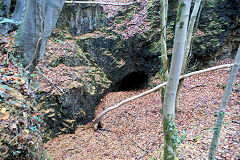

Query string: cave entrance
[116,71,148,91]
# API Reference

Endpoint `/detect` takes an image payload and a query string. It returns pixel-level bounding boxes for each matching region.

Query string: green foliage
[217,84,226,89]
[150,156,155,160]
[0,40,46,159]
[204,0,215,7]
[114,16,125,24]
[146,0,161,28]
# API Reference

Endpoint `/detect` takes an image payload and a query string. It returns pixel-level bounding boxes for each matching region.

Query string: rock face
[148,0,240,68]
[77,32,159,90]
[39,0,240,138]
[191,0,240,67]
[38,2,162,138]
[58,3,108,36]
[38,29,161,137]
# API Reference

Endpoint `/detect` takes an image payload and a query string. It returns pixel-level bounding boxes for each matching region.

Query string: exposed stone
[38,0,240,139]
[58,3,108,36]
[191,0,240,67]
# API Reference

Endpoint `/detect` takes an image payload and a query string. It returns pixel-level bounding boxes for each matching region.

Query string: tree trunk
[160,0,169,103]
[208,46,240,160]
[0,0,26,34]
[12,0,26,22]
[0,0,11,33]
[175,0,202,111]
[17,0,65,72]
[162,0,191,159]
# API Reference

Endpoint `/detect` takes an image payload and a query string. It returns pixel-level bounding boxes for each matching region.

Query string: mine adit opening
[116,71,149,91]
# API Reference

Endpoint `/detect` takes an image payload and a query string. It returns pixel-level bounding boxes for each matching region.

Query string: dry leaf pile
[44,58,240,160]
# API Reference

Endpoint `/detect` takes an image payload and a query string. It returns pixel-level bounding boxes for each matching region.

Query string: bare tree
[162,0,191,158]
[160,0,169,103]
[175,0,202,111]
[0,0,26,34]
[17,0,65,72]
[208,46,240,160]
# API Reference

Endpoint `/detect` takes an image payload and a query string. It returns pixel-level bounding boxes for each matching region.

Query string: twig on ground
[133,140,149,160]
[133,141,147,152]
[93,63,234,126]
[190,84,206,89]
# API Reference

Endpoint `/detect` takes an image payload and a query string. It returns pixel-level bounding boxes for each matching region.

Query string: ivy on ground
[0,38,46,159]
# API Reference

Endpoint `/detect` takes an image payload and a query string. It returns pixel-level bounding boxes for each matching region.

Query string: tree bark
[162,0,191,159]
[17,0,65,72]
[208,46,240,160]
[175,0,202,111]
[12,0,26,23]
[0,0,11,34]
[160,0,169,103]
[0,0,26,34]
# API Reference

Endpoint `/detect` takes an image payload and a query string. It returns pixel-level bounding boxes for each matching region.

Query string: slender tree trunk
[160,0,169,103]
[17,0,65,72]
[162,0,191,159]
[208,46,240,160]
[0,0,26,34]
[175,0,202,111]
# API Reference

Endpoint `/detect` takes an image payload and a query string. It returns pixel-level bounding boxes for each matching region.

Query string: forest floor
[44,58,240,160]
[0,1,239,160]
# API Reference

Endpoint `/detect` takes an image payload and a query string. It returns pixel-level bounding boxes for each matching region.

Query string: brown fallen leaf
[1,112,10,121]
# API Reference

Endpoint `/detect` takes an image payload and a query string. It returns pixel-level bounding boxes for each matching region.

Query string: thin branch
[93,63,234,126]
[65,1,137,6]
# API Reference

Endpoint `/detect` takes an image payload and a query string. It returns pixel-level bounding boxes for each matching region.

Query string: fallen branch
[65,1,137,6]
[93,63,234,126]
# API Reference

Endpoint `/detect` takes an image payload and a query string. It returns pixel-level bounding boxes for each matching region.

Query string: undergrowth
[0,36,48,159]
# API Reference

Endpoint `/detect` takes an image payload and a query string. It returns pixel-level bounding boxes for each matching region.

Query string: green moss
[77,33,101,40]
[114,16,125,24]
[176,2,185,23]
[126,10,134,21]
[179,21,184,28]
[118,25,126,31]
[163,114,177,160]
[150,40,161,53]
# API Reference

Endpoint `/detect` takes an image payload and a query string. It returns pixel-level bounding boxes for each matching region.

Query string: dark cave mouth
[115,71,149,91]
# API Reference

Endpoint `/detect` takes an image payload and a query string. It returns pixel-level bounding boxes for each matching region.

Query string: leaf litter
[44,58,239,160]
[43,1,239,159]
